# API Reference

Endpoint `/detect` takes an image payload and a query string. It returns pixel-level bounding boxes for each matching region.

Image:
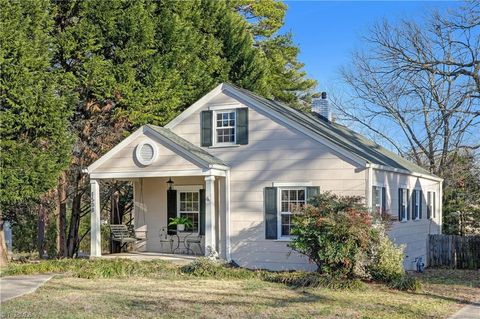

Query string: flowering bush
[289,192,374,278]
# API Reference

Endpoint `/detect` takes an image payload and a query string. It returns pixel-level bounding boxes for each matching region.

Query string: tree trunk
[37,203,46,258]
[57,172,67,257]
[0,219,8,267]
[67,192,82,257]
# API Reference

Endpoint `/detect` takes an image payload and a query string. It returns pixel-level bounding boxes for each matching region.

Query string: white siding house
[86,83,442,271]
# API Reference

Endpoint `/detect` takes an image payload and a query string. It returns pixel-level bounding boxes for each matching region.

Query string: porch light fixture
[167,177,174,190]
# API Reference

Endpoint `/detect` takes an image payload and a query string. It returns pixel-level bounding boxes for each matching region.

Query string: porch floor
[99,252,197,264]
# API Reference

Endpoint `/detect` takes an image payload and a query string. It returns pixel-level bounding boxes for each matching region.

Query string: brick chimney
[312,92,332,122]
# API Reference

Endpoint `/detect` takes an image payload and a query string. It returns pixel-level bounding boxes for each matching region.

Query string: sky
[281,1,462,90]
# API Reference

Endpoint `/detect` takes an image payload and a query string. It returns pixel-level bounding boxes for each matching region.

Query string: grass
[1,259,479,319]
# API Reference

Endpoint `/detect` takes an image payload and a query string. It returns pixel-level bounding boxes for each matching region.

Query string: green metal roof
[225,83,436,178]
[146,125,227,167]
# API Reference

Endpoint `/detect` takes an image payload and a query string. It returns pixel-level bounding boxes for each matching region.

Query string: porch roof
[145,125,226,167]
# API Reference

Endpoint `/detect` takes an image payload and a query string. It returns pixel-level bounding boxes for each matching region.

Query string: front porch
[86,125,231,260]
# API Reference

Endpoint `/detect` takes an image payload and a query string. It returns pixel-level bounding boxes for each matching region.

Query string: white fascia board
[272,182,312,187]
[165,83,225,129]
[369,164,443,182]
[87,127,145,173]
[90,169,206,179]
[222,86,367,167]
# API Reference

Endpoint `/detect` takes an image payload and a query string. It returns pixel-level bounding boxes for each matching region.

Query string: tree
[335,1,479,177]
[0,0,72,263]
[231,0,318,106]
[443,151,480,235]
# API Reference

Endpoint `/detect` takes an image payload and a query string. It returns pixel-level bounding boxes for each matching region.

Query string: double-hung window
[412,189,421,220]
[278,188,306,238]
[399,188,408,221]
[427,191,436,219]
[178,189,200,232]
[214,110,236,145]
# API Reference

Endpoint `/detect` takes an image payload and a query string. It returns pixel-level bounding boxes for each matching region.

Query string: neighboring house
[86,83,442,271]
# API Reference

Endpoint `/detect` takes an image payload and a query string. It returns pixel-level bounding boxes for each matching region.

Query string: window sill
[208,144,240,149]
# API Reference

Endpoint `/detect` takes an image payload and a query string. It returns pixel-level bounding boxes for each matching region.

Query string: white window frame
[413,189,421,221]
[176,185,203,234]
[400,187,408,222]
[213,109,236,146]
[427,190,436,220]
[277,187,307,239]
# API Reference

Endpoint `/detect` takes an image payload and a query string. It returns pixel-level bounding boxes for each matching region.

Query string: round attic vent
[135,142,157,166]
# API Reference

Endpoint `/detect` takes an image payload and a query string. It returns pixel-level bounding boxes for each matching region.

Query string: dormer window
[215,110,236,144]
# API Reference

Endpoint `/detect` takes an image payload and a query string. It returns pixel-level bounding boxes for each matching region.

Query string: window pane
[180,202,186,211]
[290,190,297,200]
[217,113,222,121]
[180,192,186,201]
[282,226,290,236]
[298,190,305,201]
[192,192,199,201]
[282,190,288,201]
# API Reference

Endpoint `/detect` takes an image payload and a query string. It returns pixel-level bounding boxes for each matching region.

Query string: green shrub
[368,231,405,282]
[289,192,373,279]
[1,259,174,279]
[262,271,365,290]
[180,258,256,279]
[388,276,422,291]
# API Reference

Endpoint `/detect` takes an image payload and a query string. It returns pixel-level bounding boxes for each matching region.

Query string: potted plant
[168,216,193,232]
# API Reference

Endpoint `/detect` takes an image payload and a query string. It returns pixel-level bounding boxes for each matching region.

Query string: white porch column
[204,175,216,255]
[90,179,101,257]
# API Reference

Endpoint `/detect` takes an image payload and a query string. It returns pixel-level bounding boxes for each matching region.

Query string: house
[86,83,443,271]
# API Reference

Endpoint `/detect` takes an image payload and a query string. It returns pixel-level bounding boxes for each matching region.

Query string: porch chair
[158,226,174,253]
[110,224,145,251]
[185,234,203,256]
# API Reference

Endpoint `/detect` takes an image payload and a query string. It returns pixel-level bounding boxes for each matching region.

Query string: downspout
[225,170,231,261]
[366,163,373,211]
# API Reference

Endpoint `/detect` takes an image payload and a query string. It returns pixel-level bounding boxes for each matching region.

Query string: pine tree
[0,0,72,263]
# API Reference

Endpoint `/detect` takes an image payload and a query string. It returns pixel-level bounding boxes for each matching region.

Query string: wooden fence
[428,234,480,269]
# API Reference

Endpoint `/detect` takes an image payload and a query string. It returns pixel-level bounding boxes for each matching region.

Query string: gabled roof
[225,83,434,177]
[145,125,227,167]
[87,125,227,173]
[167,82,440,180]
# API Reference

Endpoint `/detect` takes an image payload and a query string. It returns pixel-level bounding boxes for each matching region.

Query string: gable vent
[135,142,157,166]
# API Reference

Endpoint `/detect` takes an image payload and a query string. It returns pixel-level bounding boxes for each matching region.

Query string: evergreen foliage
[0,0,72,206]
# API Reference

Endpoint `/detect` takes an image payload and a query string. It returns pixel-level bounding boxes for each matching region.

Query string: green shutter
[381,187,386,214]
[398,188,402,221]
[306,186,320,204]
[264,187,277,239]
[236,108,248,145]
[406,189,410,220]
[199,189,205,235]
[411,190,416,219]
[201,111,213,147]
[167,189,177,235]
[419,190,423,219]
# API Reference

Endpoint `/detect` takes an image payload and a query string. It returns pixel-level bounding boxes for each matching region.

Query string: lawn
[1,261,478,319]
